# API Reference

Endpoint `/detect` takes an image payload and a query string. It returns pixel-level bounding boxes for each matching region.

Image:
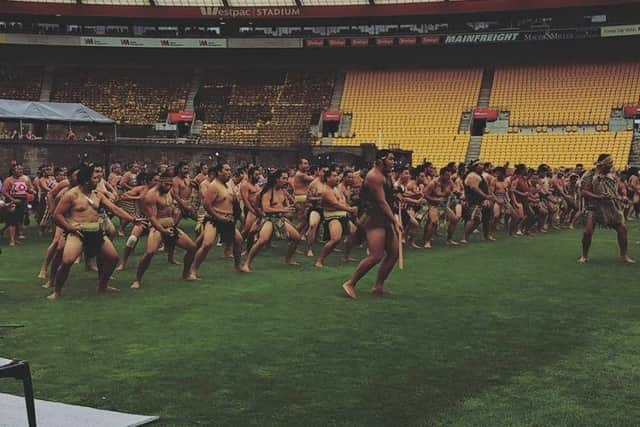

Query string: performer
[116,172,160,271]
[115,162,140,236]
[422,167,458,248]
[489,166,511,238]
[1,163,34,246]
[37,167,68,280]
[315,166,357,268]
[305,166,328,257]
[579,154,634,263]
[341,150,402,299]
[461,161,495,243]
[240,166,263,247]
[190,163,244,278]
[131,172,198,288]
[292,158,314,232]
[47,164,134,300]
[241,169,302,272]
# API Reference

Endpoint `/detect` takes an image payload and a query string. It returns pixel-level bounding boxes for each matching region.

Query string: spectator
[84,131,96,142]
[9,129,19,140]
[96,131,105,142]
[23,129,36,140]
[66,128,76,141]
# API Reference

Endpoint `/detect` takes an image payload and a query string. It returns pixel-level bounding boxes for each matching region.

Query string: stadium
[1,0,640,425]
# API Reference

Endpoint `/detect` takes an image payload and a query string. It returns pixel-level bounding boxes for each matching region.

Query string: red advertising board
[328,38,347,47]
[623,104,640,117]
[398,37,417,46]
[350,38,369,47]
[305,39,324,48]
[473,108,499,121]
[168,111,195,123]
[322,111,343,121]
[420,35,441,45]
[375,37,395,47]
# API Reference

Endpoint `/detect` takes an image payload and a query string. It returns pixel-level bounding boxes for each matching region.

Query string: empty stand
[480,132,632,168]
[490,63,640,127]
[196,70,333,145]
[335,69,482,166]
[0,66,42,101]
[51,68,191,125]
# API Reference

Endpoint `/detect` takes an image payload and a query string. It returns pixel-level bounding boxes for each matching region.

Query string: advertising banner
[444,32,519,44]
[200,6,301,18]
[304,39,325,48]
[398,37,417,46]
[601,24,640,37]
[375,37,395,47]
[350,38,369,47]
[327,38,347,48]
[80,37,226,48]
[420,35,441,45]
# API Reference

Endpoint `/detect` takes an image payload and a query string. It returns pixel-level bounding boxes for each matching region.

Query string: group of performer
[0,151,637,300]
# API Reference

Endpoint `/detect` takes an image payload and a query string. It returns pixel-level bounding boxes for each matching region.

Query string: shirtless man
[131,172,197,288]
[461,161,495,243]
[305,167,328,257]
[37,164,56,236]
[396,166,424,249]
[423,167,458,248]
[47,164,134,300]
[116,172,160,271]
[315,166,357,268]
[509,164,529,236]
[241,169,302,272]
[489,166,511,239]
[190,163,244,278]
[240,166,262,245]
[172,161,194,221]
[116,162,140,236]
[292,158,314,231]
[342,150,402,299]
[2,163,34,246]
[38,167,76,283]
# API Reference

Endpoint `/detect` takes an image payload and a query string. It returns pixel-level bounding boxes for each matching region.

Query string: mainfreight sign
[200,7,301,18]
[444,32,519,44]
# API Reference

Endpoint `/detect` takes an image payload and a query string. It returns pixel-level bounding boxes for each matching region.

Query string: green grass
[2,222,640,426]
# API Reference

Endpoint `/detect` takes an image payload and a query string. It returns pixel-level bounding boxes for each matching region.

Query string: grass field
[2,222,640,426]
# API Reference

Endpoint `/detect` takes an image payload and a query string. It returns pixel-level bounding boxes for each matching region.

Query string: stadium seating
[0,66,42,101]
[491,63,640,126]
[335,69,482,166]
[480,132,633,168]
[196,70,333,145]
[51,68,191,125]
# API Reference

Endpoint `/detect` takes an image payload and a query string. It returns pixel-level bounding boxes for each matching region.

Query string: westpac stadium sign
[199,7,301,18]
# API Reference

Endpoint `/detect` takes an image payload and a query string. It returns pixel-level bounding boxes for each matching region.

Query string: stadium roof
[4,0,637,7]
[0,100,114,124]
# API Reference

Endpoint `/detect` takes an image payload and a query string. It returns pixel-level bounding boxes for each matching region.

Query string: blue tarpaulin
[0,99,114,124]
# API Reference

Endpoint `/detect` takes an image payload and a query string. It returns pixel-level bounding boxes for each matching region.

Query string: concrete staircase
[330,70,346,111]
[628,135,640,167]
[185,67,204,112]
[477,68,494,108]
[39,65,55,102]
[465,135,483,162]
[458,111,472,133]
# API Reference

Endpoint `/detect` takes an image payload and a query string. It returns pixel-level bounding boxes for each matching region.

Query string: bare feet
[577,256,588,263]
[42,281,53,289]
[240,263,252,273]
[446,240,459,246]
[168,259,182,266]
[306,250,314,257]
[622,255,636,264]
[131,281,141,289]
[99,286,120,293]
[342,281,356,299]
[410,242,421,249]
[184,273,198,281]
[285,259,299,266]
[342,256,357,262]
[37,270,47,279]
[46,292,61,300]
[423,241,432,249]
[370,286,393,297]
[314,261,324,268]
[115,264,125,272]
[487,236,496,242]
[459,239,468,245]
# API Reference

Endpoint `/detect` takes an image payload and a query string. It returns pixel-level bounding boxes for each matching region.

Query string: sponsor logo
[328,38,346,47]
[444,32,519,44]
[375,37,394,46]
[601,24,640,37]
[200,7,301,18]
[350,38,369,47]
[398,37,417,46]
[420,35,440,45]
[305,39,324,48]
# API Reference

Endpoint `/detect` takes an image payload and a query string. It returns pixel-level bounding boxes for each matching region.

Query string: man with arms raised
[422,167,458,248]
[47,164,134,300]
